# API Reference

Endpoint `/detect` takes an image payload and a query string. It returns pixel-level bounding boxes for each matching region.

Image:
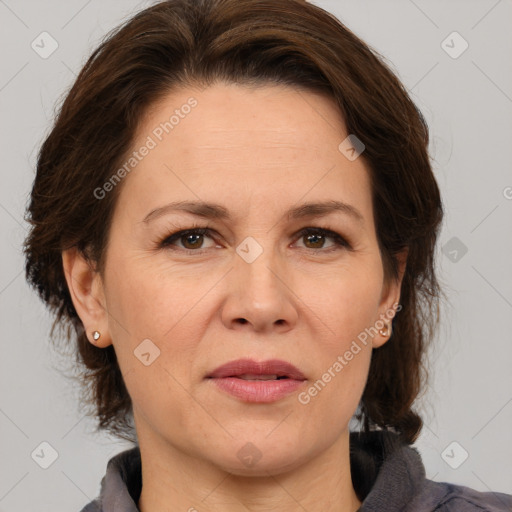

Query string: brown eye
[303,232,326,249]
[181,233,204,249]
[296,227,351,252]
[160,228,215,251]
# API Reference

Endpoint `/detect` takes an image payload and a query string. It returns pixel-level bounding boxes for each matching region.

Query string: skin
[63,82,406,512]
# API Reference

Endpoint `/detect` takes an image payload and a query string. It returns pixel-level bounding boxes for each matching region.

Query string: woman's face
[66,82,404,475]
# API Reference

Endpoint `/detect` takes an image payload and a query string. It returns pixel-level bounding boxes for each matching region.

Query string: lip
[206,358,306,380]
[206,358,307,403]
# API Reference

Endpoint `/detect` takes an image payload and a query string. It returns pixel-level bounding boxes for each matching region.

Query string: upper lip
[207,358,306,380]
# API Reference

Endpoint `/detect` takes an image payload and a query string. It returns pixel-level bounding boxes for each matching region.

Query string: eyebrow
[141,199,364,225]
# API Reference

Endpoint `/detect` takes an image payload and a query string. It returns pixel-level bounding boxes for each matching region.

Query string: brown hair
[23,0,444,445]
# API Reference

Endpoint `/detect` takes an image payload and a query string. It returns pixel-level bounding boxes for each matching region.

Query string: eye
[294,227,352,252]
[159,227,216,251]
[158,226,352,253]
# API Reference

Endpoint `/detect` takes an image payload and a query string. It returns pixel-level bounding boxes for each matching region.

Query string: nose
[220,244,298,334]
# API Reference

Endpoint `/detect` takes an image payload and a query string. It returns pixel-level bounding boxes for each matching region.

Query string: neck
[137,428,361,512]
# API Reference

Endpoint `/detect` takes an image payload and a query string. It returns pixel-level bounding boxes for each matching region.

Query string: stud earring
[92,331,101,341]
[379,322,391,338]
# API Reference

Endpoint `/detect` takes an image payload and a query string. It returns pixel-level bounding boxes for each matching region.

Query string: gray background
[1,0,511,510]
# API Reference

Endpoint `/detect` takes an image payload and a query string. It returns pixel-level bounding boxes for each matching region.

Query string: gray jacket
[80,431,512,511]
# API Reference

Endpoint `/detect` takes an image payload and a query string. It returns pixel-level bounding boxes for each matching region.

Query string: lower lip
[208,377,305,402]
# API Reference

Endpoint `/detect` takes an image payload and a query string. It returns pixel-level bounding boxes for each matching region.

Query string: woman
[23,0,511,510]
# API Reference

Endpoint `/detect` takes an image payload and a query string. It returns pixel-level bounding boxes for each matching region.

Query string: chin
[211,443,308,477]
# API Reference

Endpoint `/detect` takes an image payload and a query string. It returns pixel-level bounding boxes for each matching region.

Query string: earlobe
[61,247,112,348]
[372,319,393,349]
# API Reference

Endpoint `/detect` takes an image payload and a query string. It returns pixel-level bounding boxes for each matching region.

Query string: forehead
[114,82,373,225]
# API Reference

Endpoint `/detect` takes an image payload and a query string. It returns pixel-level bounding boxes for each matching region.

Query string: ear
[372,247,408,349]
[61,247,112,348]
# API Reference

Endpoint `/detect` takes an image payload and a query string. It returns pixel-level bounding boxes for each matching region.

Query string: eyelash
[157,224,352,254]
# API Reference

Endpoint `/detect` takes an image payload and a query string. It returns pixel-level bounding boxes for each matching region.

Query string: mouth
[205,360,307,403]
[206,358,306,381]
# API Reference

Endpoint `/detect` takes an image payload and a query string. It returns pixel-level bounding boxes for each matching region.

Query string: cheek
[307,262,383,345]
[104,253,193,336]
[299,280,377,419]
[102,253,214,394]
[296,261,381,411]
[102,259,201,417]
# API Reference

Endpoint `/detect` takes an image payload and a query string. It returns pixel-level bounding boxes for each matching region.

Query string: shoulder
[78,499,101,512]
[412,479,512,512]
[352,431,512,512]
